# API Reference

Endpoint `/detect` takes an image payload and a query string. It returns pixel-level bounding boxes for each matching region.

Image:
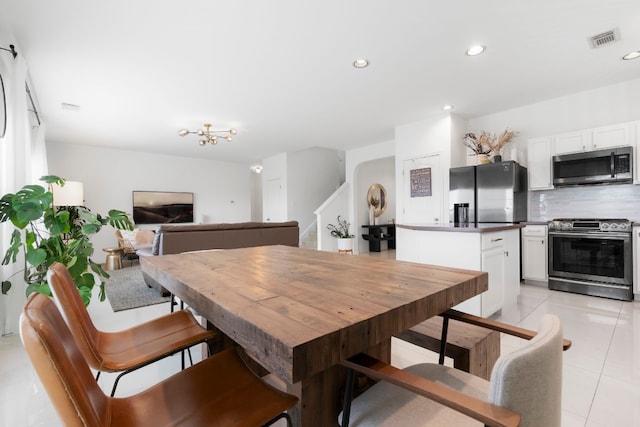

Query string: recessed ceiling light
[442,104,454,111]
[466,45,485,56]
[622,51,640,60]
[353,58,369,68]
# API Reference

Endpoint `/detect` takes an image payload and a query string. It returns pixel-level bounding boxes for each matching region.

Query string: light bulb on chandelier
[179,122,238,146]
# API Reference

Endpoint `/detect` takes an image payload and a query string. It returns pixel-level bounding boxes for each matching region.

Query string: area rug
[104,265,170,312]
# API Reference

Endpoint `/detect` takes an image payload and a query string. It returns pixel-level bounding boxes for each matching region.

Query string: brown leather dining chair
[20,293,298,427]
[47,262,216,396]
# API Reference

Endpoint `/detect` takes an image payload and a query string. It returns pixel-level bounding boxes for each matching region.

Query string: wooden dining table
[140,245,488,426]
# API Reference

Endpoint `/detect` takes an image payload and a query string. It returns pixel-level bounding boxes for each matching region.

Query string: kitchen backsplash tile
[529,184,640,222]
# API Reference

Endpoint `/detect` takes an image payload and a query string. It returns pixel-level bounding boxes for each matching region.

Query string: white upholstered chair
[340,314,568,427]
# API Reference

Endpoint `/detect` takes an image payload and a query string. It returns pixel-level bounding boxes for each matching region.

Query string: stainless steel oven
[548,218,633,301]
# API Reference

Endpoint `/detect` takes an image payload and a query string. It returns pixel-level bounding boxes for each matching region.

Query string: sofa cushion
[151,226,162,255]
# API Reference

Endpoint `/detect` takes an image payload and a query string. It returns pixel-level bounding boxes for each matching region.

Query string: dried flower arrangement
[462,129,518,156]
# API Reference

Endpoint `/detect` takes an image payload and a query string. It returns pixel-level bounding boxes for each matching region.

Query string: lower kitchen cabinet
[522,225,548,284]
[396,226,520,317]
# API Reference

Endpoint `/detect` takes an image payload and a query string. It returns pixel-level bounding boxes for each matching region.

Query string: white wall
[47,142,251,262]
[394,113,469,225]
[467,77,640,164]
[345,140,395,253]
[287,147,344,234]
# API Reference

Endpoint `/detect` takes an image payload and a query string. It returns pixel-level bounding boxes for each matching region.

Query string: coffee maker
[453,203,469,224]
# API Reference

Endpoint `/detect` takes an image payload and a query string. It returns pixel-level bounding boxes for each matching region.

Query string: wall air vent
[589,29,619,48]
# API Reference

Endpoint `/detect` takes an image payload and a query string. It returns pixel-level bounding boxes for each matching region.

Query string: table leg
[286,340,391,426]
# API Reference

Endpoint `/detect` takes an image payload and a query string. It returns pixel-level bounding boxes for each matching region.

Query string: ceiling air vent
[589,29,619,48]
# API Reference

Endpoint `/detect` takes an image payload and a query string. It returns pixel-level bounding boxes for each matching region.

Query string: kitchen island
[396,223,524,317]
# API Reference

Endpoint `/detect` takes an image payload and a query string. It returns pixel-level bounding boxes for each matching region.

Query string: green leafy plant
[326,215,355,238]
[0,175,133,305]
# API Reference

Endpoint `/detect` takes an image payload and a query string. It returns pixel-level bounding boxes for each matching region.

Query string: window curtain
[0,45,48,336]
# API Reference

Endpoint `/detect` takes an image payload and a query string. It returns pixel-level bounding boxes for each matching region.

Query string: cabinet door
[527,137,553,190]
[592,123,631,150]
[503,230,521,302]
[523,236,548,281]
[481,246,505,317]
[553,131,591,155]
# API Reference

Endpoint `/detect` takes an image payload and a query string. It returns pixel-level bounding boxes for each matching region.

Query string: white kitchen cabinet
[553,130,591,155]
[592,122,632,150]
[480,244,506,317]
[553,122,632,155]
[522,225,548,284]
[396,227,520,317]
[527,137,553,190]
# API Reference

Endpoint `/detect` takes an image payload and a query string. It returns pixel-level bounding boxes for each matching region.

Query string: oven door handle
[549,231,631,239]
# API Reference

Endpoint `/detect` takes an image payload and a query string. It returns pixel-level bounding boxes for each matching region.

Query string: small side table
[103,247,123,271]
[361,224,396,252]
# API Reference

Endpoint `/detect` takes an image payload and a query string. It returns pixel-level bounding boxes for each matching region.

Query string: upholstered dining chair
[340,313,570,427]
[47,262,216,396]
[20,293,298,427]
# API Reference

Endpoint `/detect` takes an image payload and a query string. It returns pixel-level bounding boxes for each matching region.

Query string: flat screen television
[132,191,194,224]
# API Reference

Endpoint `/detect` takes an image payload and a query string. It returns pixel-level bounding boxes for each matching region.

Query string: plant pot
[337,238,354,252]
[476,154,490,165]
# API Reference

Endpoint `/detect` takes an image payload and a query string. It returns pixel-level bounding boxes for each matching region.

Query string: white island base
[396,223,523,317]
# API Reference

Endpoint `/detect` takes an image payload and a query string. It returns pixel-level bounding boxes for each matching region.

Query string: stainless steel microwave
[552,146,633,186]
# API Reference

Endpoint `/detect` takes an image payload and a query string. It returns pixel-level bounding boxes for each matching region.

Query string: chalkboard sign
[410,167,432,197]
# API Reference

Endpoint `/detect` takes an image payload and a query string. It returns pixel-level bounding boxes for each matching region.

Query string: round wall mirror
[367,183,387,217]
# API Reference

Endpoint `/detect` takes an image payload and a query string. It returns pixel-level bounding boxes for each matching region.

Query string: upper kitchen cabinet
[527,137,553,190]
[553,130,591,155]
[553,122,632,155]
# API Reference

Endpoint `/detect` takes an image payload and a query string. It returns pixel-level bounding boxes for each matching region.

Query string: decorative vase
[492,154,502,163]
[369,206,376,225]
[477,154,490,165]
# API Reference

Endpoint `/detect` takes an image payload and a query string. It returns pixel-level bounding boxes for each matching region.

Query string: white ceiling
[1,0,639,164]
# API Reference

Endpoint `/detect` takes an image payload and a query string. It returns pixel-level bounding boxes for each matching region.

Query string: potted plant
[0,175,133,305]
[463,128,518,164]
[326,215,355,252]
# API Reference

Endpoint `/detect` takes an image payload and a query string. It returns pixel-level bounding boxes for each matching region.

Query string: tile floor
[1,254,640,426]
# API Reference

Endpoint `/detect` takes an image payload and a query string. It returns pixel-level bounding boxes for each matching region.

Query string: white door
[402,154,443,224]
[264,178,285,222]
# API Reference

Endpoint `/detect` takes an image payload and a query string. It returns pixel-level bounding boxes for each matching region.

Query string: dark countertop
[397,223,525,233]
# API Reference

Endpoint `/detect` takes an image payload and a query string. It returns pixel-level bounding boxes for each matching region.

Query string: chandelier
[178,123,238,146]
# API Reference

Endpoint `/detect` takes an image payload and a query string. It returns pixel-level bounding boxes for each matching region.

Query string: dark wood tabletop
[141,245,487,426]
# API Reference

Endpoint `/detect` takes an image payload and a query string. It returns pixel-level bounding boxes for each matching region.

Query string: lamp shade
[52,181,84,206]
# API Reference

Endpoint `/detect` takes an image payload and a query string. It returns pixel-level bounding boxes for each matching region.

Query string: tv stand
[362,224,396,252]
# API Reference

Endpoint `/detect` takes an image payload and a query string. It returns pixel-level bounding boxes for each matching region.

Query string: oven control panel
[549,219,631,232]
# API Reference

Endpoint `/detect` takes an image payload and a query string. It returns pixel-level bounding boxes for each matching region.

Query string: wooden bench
[394,316,500,380]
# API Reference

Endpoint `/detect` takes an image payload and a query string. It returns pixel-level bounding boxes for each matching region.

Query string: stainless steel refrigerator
[449,161,528,223]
